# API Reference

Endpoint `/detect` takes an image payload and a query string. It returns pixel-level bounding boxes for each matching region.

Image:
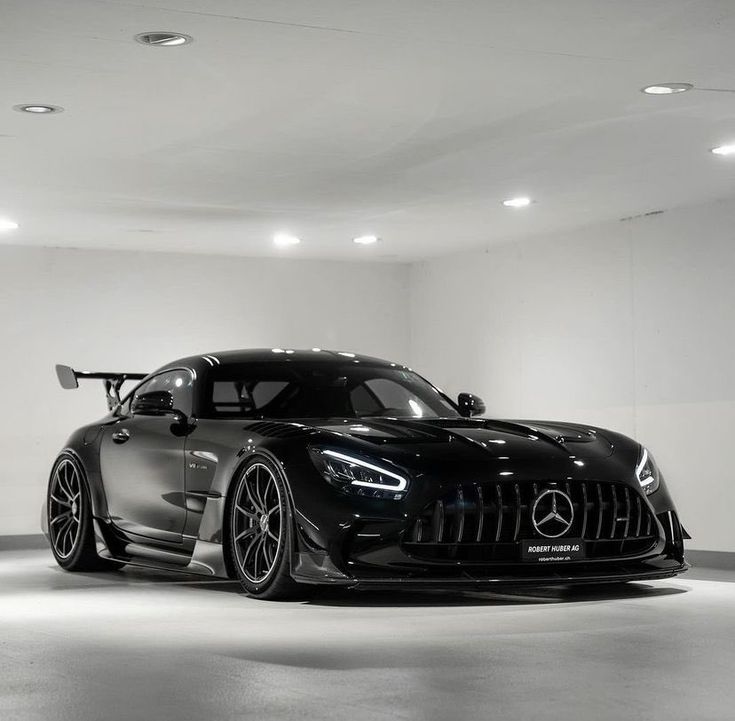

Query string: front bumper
[292,549,689,588]
[290,478,688,588]
[287,451,689,588]
[337,563,688,589]
[292,549,690,588]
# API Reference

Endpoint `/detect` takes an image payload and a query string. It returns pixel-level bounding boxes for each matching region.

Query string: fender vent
[244,421,315,439]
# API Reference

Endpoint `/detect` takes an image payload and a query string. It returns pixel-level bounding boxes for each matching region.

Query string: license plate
[521,538,586,562]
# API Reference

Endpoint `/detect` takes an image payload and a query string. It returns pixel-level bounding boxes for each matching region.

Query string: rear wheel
[47,454,122,571]
[228,457,299,600]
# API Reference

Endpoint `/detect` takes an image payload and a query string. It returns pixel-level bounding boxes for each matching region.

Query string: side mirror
[458,392,486,418]
[132,390,179,417]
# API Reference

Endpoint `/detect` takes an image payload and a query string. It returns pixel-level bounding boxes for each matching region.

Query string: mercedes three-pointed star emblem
[531,488,575,538]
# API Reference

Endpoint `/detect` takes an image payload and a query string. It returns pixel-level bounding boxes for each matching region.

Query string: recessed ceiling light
[641,83,693,95]
[711,143,735,156]
[502,196,532,208]
[273,233,301,247]
[0,218,19,231]
[353,235,379,245]
[135,32,193,47]
[13,104,64,114]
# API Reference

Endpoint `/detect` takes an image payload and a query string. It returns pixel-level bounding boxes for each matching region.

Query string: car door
[100,368,194,544]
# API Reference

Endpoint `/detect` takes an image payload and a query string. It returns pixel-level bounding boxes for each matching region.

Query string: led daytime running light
[322,449,408,492]
[636,448,652,487]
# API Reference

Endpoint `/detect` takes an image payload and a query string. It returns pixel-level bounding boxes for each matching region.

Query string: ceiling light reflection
[711,144,735,156]
[273,233,301,247]
[408,399,423,417]
[641,83,693,95]
[0,218,19,232]
[13,104,64,114]
[135,32,193,47]
[502,197,531,208]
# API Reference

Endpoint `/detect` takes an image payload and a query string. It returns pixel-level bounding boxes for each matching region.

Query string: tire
[47,453,122,572]
[228,456,300,600]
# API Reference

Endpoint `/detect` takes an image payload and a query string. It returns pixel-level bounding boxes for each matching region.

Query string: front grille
[403,481,658,563]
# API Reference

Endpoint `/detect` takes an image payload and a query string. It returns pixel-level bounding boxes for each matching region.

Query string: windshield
[204,362,459,419]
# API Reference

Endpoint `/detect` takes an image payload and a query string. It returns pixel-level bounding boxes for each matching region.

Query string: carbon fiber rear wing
[55,364,147,411]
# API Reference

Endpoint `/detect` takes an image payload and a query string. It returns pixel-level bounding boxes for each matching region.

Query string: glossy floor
[1,550,733,721]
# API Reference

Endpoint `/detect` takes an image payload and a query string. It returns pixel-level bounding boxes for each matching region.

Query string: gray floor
[1,550,733,721]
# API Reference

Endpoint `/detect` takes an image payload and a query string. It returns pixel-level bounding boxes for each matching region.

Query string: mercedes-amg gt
[43,349,688,599]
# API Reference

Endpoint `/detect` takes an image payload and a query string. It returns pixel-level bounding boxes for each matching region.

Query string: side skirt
[92,518,229,578]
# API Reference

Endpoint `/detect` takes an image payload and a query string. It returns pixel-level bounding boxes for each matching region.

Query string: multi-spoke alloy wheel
[46,454,122,572]
[49,458,83,560]
[230,458,298,599]
[232,463,284,583]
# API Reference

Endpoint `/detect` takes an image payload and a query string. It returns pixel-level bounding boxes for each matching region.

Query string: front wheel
[228,457,299,600]
[47,453,122,572]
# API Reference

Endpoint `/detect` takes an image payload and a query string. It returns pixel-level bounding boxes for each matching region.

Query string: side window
[132,370,194,415]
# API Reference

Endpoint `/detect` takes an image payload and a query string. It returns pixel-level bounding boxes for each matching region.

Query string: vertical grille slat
[580,482,588,538]
[476,485,484,542]
[455,487,465,543]
[513,484,522,541]
[595,483,604,540]
[564,482,573,534]
[635,495,643,537]
[610,485,618,539]
[433,500,444,543]
[495,484,504,542]
[622,486,631,539]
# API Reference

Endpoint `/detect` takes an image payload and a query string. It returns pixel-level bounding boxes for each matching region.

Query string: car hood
[312,417,614,461]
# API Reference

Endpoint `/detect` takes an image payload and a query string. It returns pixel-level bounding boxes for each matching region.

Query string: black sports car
[43,349,688,599]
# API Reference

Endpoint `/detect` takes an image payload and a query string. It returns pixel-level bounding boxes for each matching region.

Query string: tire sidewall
[228,455,294,597]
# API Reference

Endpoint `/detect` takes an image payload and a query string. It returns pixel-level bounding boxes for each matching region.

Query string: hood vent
[243,421,315,439]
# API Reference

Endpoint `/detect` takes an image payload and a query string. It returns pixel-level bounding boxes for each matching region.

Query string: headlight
[308,447,409,500]
[636,447,660,495]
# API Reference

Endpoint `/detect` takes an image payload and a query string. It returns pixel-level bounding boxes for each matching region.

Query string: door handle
[111,428,130,444]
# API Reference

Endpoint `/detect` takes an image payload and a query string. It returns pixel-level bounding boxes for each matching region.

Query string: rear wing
[55,364,147,411]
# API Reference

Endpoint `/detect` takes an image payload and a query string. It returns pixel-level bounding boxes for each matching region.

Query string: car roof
[155,349,408,374]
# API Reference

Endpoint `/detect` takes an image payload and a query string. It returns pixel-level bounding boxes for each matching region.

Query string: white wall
[0,246,410,535]
[5,196,735,553]
[410,198,735,553]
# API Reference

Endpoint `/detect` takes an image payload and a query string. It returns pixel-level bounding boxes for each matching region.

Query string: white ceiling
[2,0,735,261]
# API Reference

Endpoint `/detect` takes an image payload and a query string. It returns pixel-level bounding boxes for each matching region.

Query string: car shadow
[33,551,690,605]
[300,581,689,607]
[115,576,689,606]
